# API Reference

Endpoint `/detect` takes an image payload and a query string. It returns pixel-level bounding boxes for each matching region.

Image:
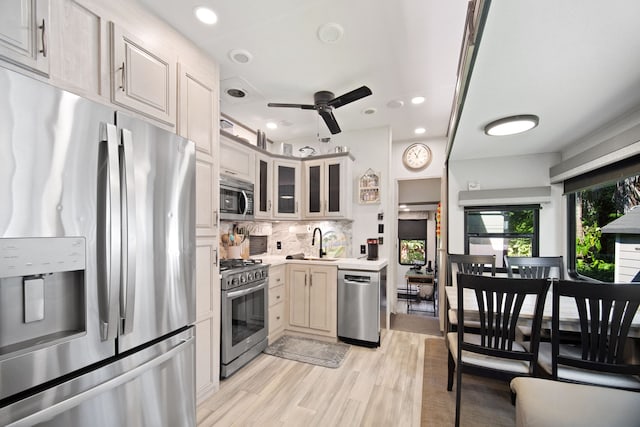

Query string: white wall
[286,126,393,260]
[447,152,564,256]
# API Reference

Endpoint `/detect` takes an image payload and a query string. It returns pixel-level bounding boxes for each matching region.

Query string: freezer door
[0,68,116,401]
[0,328,195,427]
[115,112,196,353]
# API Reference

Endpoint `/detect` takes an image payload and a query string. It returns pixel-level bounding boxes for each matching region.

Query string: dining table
[445,285,640,338]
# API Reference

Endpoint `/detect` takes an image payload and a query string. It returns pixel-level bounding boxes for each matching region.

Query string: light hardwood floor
[197,329,425,426]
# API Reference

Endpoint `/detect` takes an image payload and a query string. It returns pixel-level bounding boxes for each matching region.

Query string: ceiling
[137,0,469,143]
[451,1,640,160]
[138,1,640,159]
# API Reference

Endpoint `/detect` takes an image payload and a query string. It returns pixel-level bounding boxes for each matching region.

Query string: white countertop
[253,255,387,271]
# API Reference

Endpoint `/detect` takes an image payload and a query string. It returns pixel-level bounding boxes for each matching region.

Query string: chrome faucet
[311,227,325,258]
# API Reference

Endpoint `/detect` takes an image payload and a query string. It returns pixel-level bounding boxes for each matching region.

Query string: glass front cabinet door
[303,157,352,219]
[274,159,301,219]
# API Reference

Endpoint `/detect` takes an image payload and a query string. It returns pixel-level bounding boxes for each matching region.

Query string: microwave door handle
[120,128,137,335]
[98,123,121,341]
[241,190,249,216]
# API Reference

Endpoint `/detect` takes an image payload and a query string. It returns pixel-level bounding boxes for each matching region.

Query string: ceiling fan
[267,85,372,134]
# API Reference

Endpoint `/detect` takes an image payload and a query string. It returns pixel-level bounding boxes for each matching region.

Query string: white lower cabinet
[286,264,337,338]
[195,238,219,402]
[268,264,286,343]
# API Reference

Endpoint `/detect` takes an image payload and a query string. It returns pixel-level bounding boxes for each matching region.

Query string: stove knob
[254,270,262,279]
[240,274,247,283]
[231,278,239,286]
[247,272,254,281]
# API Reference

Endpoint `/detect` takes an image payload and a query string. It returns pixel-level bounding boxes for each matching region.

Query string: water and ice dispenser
[0,237,86,360]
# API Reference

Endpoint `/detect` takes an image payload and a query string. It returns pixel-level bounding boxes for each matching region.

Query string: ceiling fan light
[484,114,539,136]
[194,7,217,25]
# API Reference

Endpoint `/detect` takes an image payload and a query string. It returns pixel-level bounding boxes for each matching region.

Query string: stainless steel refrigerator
[0,67,196,426]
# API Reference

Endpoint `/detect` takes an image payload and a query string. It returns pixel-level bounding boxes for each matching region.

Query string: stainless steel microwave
[220,175,254,220]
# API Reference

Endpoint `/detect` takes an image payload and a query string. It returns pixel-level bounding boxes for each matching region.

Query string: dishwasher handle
[344,275,372,283]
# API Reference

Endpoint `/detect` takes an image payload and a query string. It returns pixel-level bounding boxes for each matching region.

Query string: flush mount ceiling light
[411,96,425,105]
[194,6,218,25]
[484,114,539,136]
[228,49,253,64]
[387,99,404,109]
[317,22,344,44]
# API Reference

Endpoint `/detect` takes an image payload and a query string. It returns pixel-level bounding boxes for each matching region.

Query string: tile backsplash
[220,220,353,259]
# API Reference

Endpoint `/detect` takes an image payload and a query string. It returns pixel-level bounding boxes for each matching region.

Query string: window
[565,155,640,282]
[464,205,540,269]
[399,239,426,266]
[398,219,427,266]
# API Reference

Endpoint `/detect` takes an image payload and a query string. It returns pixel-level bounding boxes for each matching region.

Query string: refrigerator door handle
[120,128,137,335]
[98,123,122,341]
[6,336,194,427]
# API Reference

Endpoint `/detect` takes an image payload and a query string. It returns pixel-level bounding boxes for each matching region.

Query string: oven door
[221,279,268,365]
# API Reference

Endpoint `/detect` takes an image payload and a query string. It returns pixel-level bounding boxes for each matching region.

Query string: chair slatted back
[458,273,550,366]
[552,280,640,377]
[448,254,496,286]
[505,256,564,280]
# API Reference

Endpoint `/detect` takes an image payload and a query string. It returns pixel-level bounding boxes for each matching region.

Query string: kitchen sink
[303,256,338,262]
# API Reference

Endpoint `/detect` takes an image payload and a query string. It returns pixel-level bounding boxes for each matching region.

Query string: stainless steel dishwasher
[338,268,384,347]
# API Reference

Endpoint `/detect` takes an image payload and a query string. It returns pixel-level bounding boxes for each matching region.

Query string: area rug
[391,313,442,337]
[263,335,350,368]
[421,338,515,426]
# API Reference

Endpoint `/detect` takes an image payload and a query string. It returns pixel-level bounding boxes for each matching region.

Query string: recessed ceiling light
[484,114,539,136]
[317,22,344,43]
[226,88,246,98]
[411,96,425,105]
[387,99,404,109]
[228,49,253,64]
[362,107,377,115]
[414,127,426,135]
[194,6,217,25]
[266,122,278,130]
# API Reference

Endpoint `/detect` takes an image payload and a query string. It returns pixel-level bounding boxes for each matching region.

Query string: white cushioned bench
[510,377,640,427]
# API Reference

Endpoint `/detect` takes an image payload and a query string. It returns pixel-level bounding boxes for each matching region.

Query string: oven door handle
[226,281,267,299]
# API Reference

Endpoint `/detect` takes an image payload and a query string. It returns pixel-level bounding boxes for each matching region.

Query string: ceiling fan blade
[267,102,316,110]
[319,108,342,134]
[328,85,372,109]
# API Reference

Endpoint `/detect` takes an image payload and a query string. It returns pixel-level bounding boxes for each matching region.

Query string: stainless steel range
[220,259,269,378]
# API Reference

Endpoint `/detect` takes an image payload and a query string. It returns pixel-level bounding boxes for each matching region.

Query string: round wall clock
[402,143,432,170]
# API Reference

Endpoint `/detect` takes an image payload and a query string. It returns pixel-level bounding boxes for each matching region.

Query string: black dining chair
[504,256,564,280]
[447,273,550,427]
[537,280,640,390]
[446,254,496,332]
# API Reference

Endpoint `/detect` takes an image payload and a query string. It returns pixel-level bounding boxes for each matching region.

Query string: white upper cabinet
[303,157,353,219]
[110,21,176,126]
[254,153,272,219]
[0,0,50,76]
[219,134,255,182]
[273,159,301,220]
[178,63,219,238]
